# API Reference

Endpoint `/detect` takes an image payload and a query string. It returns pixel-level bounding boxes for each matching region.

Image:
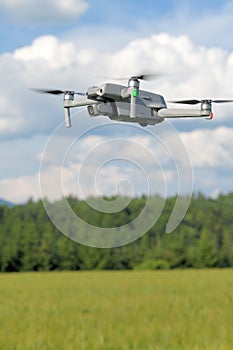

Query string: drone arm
[158,108,210,118]
[62,98,99,128]
[64,98,99,108]
[130,91,137,118]
[121,84,139,119]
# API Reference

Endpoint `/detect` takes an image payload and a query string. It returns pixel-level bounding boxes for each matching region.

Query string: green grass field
[0,270,232,350]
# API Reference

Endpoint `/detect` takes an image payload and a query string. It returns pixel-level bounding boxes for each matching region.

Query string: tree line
[0,193,232,272]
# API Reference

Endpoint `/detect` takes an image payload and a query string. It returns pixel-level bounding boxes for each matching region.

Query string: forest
[0,193,232,272]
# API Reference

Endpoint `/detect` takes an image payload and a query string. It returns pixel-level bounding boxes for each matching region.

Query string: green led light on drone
[132,89,138,97]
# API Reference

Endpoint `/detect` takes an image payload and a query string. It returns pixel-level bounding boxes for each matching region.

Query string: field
[0,270,232,350]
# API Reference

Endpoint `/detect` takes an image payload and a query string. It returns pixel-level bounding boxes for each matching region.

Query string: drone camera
[87,102,114,117]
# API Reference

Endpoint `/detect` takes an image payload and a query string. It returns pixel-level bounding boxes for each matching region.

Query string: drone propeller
[169,99,233,105]
[32,88,86,96]
[106,72,166,82]
[133,73,165,81]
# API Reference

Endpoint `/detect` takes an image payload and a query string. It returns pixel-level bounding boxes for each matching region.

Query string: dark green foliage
[0,193,232,272]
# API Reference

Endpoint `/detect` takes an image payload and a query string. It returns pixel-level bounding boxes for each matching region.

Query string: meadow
[0,270,232,350]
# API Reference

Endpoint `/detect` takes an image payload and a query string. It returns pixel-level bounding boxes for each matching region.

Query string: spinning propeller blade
[212,99,233,103]
[169,99,233,105]
[32,88,85,96]
[168,99,201,105]
[106,72,166,82]
[134,73,165,81]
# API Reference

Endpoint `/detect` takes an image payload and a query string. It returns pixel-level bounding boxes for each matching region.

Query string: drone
[34,74,233,128]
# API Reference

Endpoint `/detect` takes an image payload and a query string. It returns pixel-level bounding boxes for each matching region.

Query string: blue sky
[0,0,233,203]
[1,0,232,53]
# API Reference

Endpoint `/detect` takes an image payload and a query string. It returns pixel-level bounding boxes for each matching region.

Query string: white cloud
[107,33,233,101]
[13,35,98,71]
[0,36,97,137]
[1,32,233,139]
[1,32,233,202]
[0,174,40,203]
[180,127,233,168]
[14,36,76,69]
[0,0,89,24]
[0,125,232,203]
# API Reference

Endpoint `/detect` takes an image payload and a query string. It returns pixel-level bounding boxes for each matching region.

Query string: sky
[0,0,233,204]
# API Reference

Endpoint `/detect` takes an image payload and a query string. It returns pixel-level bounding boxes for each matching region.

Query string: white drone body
[35,75,233,128]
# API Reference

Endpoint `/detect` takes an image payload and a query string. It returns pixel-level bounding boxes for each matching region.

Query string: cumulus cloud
[1,32,233,140]
[0,0,89,24]
[0,175,40,203]
[0,35,97,138]
[1,126,231,203]
[14,36,77,69]
[180,127,233,168]
[1,32,233,202]
[107,33,233,103]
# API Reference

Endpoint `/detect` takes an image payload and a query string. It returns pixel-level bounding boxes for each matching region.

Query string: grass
[0,269,232,350]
